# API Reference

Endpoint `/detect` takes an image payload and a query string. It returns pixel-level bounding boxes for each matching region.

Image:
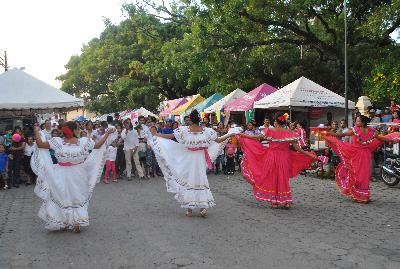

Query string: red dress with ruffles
[323,127,399,201]
[239,128,316,205]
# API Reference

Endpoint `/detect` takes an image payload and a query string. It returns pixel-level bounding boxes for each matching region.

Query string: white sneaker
[4,185,8,190]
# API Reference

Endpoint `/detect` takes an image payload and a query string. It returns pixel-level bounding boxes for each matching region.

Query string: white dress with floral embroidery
[149,126,234,208]
[31,136,106,230]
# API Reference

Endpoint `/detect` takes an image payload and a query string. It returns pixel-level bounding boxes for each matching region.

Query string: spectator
[329,121,340,173]
[296,121,308,148]
[121,122,143,180]
[115,124,126,179]
[162,119,174,135]
[85,121,94,139]
[23,135,37,185]
[390,100,400,112]
[225,137,236,175]
[92,121,108,143]
[146,116,154,128]
[183,116,192,126]
[258,116,273,131]
[157,122,163,133]
[4,127,13,148]
[104,140,118,184]
[369,109,381,128]
[213,130,226,175]
[42,120,52,140]
[244,122,260,136]
[7,127,26,188]
[137,125,149,178]
[389,110,400,133]
[289,122,296,131]
[217,121,228,134]
[339,120,350,143]
[203,116,211,128]
[382,107,393,123]
[0,144,9,189]
[113,113,122,126]
[49,129,60,164]
[172,121,179,129]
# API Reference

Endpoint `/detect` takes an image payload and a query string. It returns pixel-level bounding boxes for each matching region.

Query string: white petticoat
[149,127,237,208]
[31,137,106,230]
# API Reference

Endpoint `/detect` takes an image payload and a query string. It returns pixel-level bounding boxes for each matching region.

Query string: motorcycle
[380,144,400,186]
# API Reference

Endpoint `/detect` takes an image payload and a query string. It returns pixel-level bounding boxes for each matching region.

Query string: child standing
[4,128,13,149]
[49,129,59,164]
[0,144,9,189]
[225,137,236,175]
[213,130,226,175]
[105,140,118,184]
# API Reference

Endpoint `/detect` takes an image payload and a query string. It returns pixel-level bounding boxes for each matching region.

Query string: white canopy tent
[0,68,83,113]
[254,77,355,126]
[254,76,355,109]
[135,107,158,118]
[204,89,246,113]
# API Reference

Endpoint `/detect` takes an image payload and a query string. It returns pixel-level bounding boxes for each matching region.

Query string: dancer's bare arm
[290,141,317,160]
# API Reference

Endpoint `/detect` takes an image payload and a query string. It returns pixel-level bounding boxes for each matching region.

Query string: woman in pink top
[225,138,236,175]
[388,110,400,133]
[239,112,318,209]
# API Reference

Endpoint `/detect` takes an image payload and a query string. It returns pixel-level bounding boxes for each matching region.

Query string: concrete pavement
[0,172,400,268]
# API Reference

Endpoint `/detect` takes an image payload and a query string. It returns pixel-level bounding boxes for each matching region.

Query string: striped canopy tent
[204,89,246,113]
[184,93,224,114]
[159,98,188,116]
[121,109,138,120]
[171,95,205,115]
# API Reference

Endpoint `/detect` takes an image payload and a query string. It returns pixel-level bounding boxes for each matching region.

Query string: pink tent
[224,83,278,111]
[159,98,188,116]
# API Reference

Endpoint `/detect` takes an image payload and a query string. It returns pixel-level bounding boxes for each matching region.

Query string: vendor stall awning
[254,77,355,109]
[0,68,84,111]
[171,95,205,115]
[224,83,278,111]
[204,89,246,113]
[185,93,224,114]
[159,98,188,116]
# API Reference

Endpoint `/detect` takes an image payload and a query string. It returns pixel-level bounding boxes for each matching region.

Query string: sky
[1,1,398,90]
[0,0,170,88]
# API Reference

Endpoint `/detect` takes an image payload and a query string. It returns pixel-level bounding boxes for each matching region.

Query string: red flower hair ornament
[62,126,74,138]
[278,113,289,122]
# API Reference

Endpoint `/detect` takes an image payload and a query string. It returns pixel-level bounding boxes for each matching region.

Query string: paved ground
[0,171,400,269]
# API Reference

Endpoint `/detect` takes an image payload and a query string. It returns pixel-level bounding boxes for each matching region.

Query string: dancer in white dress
[149,110,237,217]
[32,121,115,233]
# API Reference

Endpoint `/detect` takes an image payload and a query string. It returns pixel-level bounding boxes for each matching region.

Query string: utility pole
[344,1,349,123]
[0,50,9,72]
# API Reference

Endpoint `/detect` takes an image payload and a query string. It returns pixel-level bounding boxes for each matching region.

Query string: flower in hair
[62,126,74,138]
[278,113,289,122]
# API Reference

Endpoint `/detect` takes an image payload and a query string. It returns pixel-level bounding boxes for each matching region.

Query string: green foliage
[364,45,400,107]
[57,0,400,114]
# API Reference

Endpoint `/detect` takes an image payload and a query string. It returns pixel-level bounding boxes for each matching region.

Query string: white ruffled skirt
[149,135,230,209]
[31,146,106,230]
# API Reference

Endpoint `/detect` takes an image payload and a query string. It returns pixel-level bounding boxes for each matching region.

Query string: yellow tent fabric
[171,95,205,115]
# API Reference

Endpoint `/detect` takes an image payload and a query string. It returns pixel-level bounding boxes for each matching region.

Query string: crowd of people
[1,102,399,232]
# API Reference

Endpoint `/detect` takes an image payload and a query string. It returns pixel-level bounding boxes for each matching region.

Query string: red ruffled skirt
[239,137,316,205]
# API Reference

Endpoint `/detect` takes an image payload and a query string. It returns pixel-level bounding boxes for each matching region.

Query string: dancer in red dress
[239,112,319,209]
[324,115,399,203]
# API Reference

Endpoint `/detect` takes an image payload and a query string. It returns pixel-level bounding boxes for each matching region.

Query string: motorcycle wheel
[381,166,400,186]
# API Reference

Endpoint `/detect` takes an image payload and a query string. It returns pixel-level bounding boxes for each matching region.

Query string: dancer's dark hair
[358,115,370,127]
[190,109,201,125]
[65,121,78,138]
[275,111,287,126]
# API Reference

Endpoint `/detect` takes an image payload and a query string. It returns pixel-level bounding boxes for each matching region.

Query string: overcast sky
[1,1,398,90]
[0,0,169,88]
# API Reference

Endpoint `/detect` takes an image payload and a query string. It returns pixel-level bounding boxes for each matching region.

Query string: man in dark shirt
[113,113,122,126]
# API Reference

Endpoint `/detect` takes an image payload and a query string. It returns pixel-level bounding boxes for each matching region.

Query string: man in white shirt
[121,124,143,180]
[259,117,273,146]
[41,120,53,140]
[339,120,350,142]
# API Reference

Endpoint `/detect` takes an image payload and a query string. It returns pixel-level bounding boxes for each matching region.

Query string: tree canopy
[57,0,400,114]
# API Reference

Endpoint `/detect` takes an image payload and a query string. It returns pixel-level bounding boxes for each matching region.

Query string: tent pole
[289,106,292,121]
[344,0,349,123]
